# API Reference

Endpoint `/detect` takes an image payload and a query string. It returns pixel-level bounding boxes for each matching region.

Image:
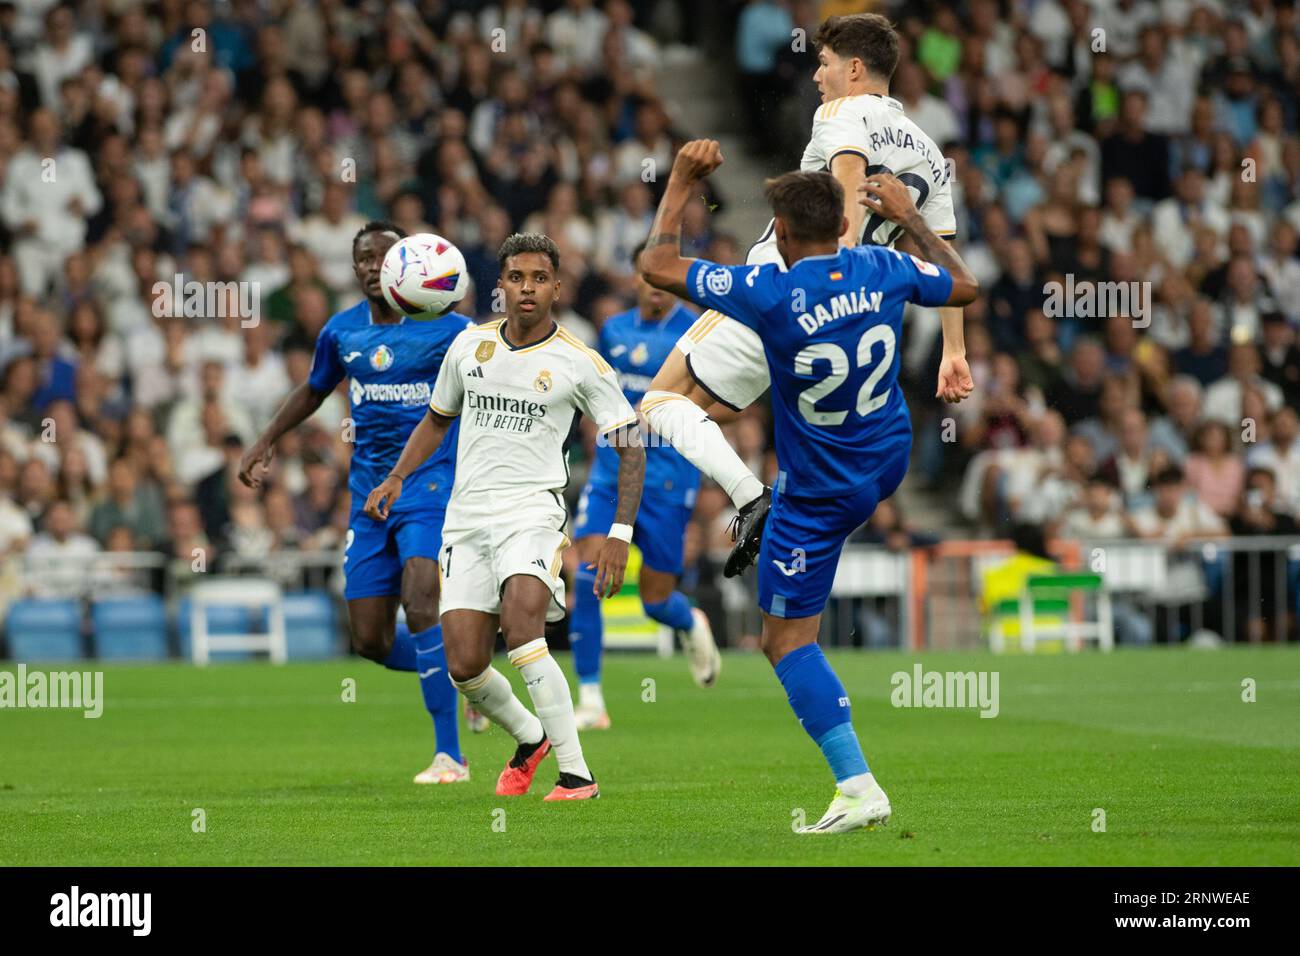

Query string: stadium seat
[177,598,254,662]
[6,599,83,662]
[181,578,287,664]
[91,596,169,660]
[282,591,340,659]
[994,573,1114,654]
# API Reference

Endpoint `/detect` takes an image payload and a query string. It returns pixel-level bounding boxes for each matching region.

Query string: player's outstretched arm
[859,175,980,306]
[592,426,645,599]
[363,409,452,521]
[639,139,724,297]
[893,231,974,405]
[238,382,330,488]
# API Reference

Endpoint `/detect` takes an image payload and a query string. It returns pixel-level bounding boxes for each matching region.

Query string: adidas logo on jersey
[532,558,547,570]
[468,366,484,378]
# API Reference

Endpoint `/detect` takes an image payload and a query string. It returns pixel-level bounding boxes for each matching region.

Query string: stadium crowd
[0,0,1297,643]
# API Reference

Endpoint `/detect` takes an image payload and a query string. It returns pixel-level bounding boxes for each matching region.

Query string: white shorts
[673,219,782,411]
[438,521,570,624]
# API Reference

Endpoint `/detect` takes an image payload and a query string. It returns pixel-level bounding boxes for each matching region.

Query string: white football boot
[413,752,470,785]
[798,777,892,834]
[574,683,611,730]
[678,608,721,688]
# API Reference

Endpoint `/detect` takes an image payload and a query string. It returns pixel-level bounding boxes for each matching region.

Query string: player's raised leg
[641,351,771,577]
[570,531,611,729]
[641,355,766,506]
[500,573,598,801]
[443,606,553,796]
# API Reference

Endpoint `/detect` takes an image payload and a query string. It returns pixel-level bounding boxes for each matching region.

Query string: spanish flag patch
[829,270,843,281]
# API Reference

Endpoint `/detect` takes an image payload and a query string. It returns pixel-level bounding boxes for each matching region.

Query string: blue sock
[413,624,462,764]
[571,566,603,685]
[643,591,695,632]
[774,643,869,782]
[382,622,418,671]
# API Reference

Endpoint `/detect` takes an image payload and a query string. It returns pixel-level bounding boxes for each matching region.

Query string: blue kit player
[570,243,722,730]
[239,221,475,785]
[641,141,979,833]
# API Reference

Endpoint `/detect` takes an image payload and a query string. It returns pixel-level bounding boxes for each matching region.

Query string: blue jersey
[308,300,472,508]
[588,303,700,504]
[683,246,952,497]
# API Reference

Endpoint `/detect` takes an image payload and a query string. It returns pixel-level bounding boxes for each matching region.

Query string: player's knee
[446,648,489,684]
[402,602,439,634]
[639,576,672,606]
[351,629,390,663]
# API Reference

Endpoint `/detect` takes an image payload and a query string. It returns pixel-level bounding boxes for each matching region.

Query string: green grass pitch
[2,647,1298,866]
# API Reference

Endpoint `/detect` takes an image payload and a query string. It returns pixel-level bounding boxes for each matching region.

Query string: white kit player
[640,13,975,575]
[365,233,645,803]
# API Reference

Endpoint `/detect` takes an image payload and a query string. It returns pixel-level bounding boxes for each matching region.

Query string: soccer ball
[380,233,468,317]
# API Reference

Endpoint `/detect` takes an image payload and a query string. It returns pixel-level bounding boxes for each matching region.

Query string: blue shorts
[573,481,695,575]
[343,498,447,600]
[758,449,909,619]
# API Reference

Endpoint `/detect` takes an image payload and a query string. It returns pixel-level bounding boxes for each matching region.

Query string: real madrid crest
[534,369,552,393]
[475,340,495,363]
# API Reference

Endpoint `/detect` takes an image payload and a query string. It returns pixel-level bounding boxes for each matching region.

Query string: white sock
[839,771,879,799]
[578,681,605,712]
[508,638,591,780]
[453,667,543,746]
[642,391,764,508]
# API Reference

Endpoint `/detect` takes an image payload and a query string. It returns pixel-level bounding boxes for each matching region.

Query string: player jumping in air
[570,241,720,730]
[365,233,645,802]
[239,221,472,785]
[641,141,978,832]
[638,13,974,576]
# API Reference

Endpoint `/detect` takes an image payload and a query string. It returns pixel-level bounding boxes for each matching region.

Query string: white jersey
[683,92,959,413]
[429,318,637,533]
[802,92,956,247]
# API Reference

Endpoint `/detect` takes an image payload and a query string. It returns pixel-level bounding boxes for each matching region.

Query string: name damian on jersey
[797,287,886,334]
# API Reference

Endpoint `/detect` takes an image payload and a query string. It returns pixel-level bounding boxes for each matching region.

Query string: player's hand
[858,173,919,224]
[936,353,974,404]
[670,139,724,184]
[238,442,274,488]
[590,539,629,599]
[364,476,403,521]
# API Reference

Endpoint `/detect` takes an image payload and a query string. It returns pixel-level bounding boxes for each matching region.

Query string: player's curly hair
[814,13,900,81]
[763,171,844,243]
[497,233,561,271]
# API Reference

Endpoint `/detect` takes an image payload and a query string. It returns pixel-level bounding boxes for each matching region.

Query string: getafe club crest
[476,340,495,363]
[631,342,649,366]
[534,370,553,393]
[369,344,394,371]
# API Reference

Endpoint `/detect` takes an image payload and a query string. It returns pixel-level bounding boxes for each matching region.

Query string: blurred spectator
[1227,468,1299,641]
[1203,341,1284,426]
[1132,466,1227,542]
[1246,406,1300,516]
[27,498,99,596]
[1184,420,1246,517]
[88,455,166,549]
